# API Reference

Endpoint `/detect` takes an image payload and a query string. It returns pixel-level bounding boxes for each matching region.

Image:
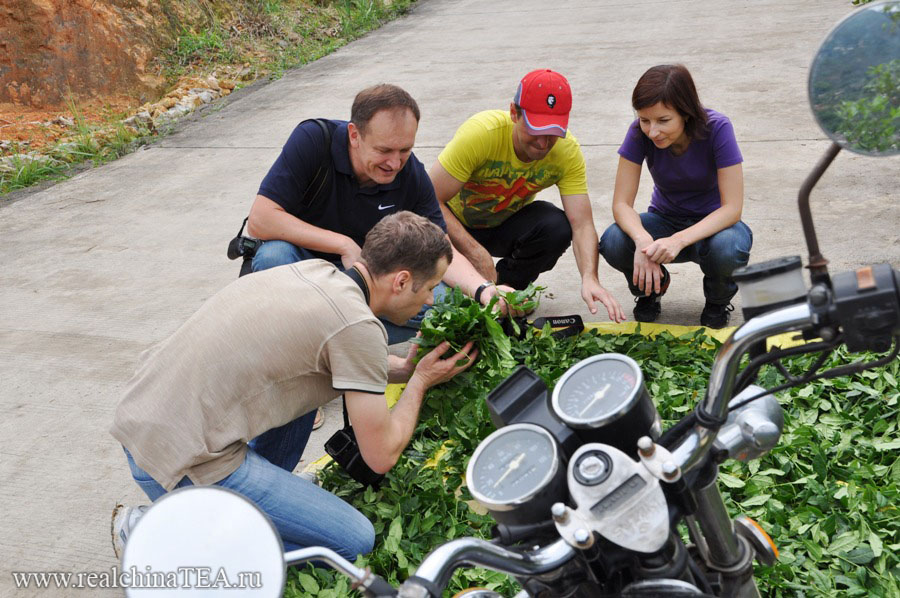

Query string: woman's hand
[633,246,664,295]
[642,236,684,265]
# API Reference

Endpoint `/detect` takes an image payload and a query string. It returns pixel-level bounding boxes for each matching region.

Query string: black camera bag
[324,397,385,489]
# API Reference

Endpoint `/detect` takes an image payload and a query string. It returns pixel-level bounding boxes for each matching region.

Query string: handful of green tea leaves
[410,284,544,373]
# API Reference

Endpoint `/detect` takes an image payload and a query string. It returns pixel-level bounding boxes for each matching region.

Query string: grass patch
[173,28,230,65]
[0,155,68,194]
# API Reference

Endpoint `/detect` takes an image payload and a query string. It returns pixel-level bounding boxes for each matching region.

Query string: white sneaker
[111,503,148,560]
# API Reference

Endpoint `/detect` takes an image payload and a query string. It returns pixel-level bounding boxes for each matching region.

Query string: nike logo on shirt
[378,204,396,210]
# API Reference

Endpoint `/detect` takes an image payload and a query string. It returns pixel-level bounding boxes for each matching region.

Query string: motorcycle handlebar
[284,547,397,597]
[282,539,576,598]
[671,302,815,473]
[400,538,576,598]
[673,264,900,473]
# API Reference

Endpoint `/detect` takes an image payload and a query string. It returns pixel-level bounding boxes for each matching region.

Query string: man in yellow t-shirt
[429,69,624,321]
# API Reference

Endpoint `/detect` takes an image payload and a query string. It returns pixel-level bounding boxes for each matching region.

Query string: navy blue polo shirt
[257,119,446,262]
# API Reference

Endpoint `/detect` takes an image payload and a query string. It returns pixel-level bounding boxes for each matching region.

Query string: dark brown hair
[632,64,708,140]
[351,84,421,135]
[361,211,452,289]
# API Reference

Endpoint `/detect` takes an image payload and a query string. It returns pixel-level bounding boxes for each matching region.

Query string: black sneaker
[633,294,662,322]
[631,266,670,323]
[700,302,734,329]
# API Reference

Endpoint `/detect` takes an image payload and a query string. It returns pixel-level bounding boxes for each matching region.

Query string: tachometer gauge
[551,354,661,453]
[466,423,564,524]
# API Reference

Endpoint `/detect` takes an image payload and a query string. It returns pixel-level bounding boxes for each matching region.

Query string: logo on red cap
[513,69,572,137]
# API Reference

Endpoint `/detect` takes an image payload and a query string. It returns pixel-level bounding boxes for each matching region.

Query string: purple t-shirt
[618,108,743,218]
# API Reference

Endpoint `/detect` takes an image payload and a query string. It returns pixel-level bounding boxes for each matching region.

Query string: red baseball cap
[513,69,572,137]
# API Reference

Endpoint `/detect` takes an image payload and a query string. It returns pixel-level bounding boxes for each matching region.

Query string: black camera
[227,235,261,261]
[325,426,384,488]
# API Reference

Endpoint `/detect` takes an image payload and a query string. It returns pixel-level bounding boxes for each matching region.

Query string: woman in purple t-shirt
[599,64,752,328]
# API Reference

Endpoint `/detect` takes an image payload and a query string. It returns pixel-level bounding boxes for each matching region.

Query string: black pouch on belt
[324,397,385,489]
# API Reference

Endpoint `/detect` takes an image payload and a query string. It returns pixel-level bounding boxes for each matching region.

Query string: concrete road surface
[2,0,898,595]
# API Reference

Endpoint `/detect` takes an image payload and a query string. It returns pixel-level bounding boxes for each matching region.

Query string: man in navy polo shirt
[245,84,513,344]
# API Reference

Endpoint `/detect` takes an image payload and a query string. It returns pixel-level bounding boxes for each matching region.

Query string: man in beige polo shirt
[110,212,476,561]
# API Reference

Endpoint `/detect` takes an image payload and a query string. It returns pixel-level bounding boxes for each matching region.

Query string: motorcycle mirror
[808,1,900,156]
[121,487,286,596]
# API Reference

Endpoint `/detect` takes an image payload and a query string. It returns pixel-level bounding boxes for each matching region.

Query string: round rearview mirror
[121,487,285,596]
[808,1,900,156]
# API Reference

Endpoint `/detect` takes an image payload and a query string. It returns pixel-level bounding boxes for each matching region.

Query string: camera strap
[343,265,370,304]
[234,217,249,237]
[327,265,384,487]
[340,265,368,426]
[299,119,334,209]
[532,314,585,339]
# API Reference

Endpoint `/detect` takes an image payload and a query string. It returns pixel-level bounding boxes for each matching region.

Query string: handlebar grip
[400,575,443,598]
[362,575,399,597]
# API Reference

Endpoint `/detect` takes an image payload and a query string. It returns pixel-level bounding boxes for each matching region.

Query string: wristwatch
[474,281,495,304]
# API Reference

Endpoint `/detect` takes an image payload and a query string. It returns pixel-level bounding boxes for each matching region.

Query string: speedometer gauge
[551,354,661,453]
[466,423,564,524]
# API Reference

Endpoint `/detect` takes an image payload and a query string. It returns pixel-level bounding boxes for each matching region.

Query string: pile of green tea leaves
[287,290,900,598]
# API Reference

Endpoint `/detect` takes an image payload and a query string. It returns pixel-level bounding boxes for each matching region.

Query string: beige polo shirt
[111,260,388,490]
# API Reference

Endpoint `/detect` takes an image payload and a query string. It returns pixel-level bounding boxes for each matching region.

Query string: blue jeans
[599,212,753,304]
[252,240,446,344]
[123,412,375,561]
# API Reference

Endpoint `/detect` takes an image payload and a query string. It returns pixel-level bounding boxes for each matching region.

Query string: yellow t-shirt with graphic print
[438,109,588,229]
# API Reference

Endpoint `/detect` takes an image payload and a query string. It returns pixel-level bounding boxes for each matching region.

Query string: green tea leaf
[297,572,320,594]
[718,472,746,488]
[829,531,859,554]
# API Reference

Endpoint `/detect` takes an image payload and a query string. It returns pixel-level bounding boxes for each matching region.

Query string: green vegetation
[0,100,151,195]
[157,0,417,83]
[0,155,69,194]
[296,291,900,597]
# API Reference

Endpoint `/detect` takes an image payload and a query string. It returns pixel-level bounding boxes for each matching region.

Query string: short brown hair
[351,84,421,135]
[361,212,452,289]
[632,64,708,140]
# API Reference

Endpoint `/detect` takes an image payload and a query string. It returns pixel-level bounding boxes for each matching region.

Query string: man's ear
[509,102,518,123]
[392,270,412,293]
[348,122,360,148]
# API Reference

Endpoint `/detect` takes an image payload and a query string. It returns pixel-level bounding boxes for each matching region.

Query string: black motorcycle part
[492,519,558,545]
[633,534,693,586]
[832,263,900,353]
[657,411,697,449]
[360,575,398,597]
[486,366,581,458]
[573,384,658,454]
[550,354,661,454]
[662,471,699,520]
